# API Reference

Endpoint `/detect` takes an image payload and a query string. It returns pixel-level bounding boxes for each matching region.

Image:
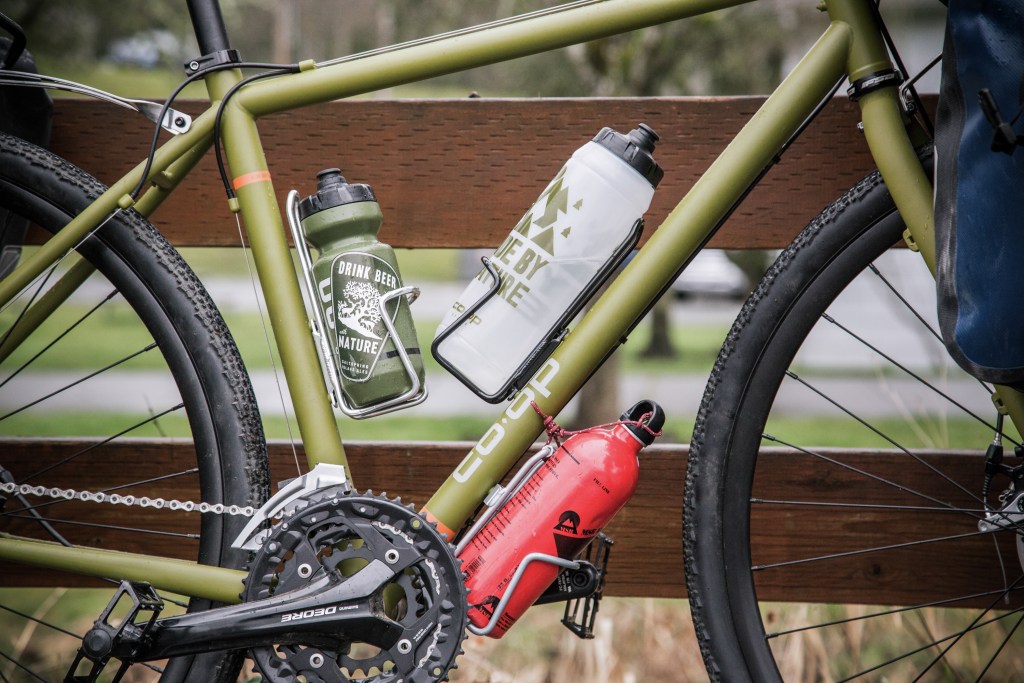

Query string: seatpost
[186,0,232,55]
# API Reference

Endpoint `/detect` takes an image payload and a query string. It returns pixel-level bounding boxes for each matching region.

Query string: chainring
[243,488,467,682]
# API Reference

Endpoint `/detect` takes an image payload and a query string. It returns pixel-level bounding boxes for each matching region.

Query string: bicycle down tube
[0,0,935,602]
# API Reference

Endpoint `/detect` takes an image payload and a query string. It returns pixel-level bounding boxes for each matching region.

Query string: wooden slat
[33,96,926,249]
[2,438,1001,608]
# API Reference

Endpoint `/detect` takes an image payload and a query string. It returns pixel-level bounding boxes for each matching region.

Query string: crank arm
[127,560,402,661]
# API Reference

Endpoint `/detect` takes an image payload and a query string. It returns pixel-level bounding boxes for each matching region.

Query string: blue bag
[935,0,1024,385]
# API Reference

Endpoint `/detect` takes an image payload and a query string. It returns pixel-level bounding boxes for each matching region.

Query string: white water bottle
[432,124,663,401]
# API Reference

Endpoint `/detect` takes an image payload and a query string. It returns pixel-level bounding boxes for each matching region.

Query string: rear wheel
[685,167,1024,680]
[0,132,268,681]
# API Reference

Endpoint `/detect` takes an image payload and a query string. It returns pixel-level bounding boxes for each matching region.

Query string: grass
[764,415,1020,451]
[763,602,1024,682]
[0,588,709,682]
[0,588,188,683]
[2,305,729,375]
[4,406,1007,453]
[6,589,1024,681]
[0,410,497,442]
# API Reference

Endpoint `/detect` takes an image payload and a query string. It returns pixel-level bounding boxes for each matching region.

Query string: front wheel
[685,167,1024,680]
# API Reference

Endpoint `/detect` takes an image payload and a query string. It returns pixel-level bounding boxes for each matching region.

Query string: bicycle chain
[0,481,256,516]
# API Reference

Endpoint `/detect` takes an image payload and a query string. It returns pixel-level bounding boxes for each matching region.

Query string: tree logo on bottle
[330,251,402,382]
[337,280,383,340]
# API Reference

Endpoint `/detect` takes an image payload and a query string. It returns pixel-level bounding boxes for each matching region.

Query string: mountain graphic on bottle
[433,124,662,401]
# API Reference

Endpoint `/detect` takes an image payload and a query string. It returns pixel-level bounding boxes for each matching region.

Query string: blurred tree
[563,4,786,426]
[5,0,195,67]
[566,9,788,97]
[3,2,791,97]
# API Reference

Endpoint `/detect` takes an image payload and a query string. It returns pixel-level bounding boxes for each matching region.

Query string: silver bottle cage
[431,218,645,403]
[451,443,578,637]
[286,190,428,419]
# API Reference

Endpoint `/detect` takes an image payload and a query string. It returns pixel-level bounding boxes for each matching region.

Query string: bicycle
[2,0,1021,680]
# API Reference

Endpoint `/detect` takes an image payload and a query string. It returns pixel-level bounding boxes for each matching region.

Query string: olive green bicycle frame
[0,0,947,604]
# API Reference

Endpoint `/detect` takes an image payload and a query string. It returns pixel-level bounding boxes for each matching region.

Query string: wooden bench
[8,95,980,606]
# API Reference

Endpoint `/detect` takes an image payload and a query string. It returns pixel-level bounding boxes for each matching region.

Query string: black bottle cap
[297,168,377,220]
[619,400,665,447]
[592,123,664,189]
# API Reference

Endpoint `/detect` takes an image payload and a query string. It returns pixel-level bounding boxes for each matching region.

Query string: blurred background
[2,0,945,98]
[0,0,948,440]
[0,2,949,681]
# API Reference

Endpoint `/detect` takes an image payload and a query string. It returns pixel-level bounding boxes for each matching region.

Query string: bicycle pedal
[534,561,600,606]
[65,581,163,683]
[560,533,614,640]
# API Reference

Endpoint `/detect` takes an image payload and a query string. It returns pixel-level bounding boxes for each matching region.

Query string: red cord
[529,401,662,447]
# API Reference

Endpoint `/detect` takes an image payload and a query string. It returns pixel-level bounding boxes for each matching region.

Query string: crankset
[65,489,467,683]
[244,488,468,682]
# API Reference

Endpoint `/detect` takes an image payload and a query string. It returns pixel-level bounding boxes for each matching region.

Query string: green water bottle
[298,168,425,411]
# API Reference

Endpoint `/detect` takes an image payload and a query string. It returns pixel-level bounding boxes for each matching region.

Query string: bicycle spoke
[975,609,1024,682]
[0,604,80,642]
[782,371,987,508]
[0,289,118,390]
[911,575,1024,681]
[0,343,158,422]
[753,527,997,572]
[0,650,50,683]
[766,585,1024,639]
[818,313,1012,445]
[867,263,944,345]
[833,607,1024,682]
[753,498,987,515]
[19,403,186,484]
[867,263,996,400]
[761,433,982,521]
[0,260,59,348]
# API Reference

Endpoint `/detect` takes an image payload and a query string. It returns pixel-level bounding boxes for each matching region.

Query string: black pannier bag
[934,0,1024,385]
[0,20,53,280]
[0,14,53,280]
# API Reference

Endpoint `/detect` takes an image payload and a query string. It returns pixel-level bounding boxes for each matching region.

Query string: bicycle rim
[686,168,1024,681]
[0,133,268,682]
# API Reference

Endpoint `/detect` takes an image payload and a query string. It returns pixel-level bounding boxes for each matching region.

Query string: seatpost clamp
[847,69,901,101]
[184,48,241,76]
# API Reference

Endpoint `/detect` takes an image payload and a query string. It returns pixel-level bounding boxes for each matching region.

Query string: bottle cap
[619,399,665,447]
[592,124,664,188]
[298,168,377,220]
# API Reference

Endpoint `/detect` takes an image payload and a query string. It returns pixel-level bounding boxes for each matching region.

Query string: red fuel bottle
[458,400,664,637]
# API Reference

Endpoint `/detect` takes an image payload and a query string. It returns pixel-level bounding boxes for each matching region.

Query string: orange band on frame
[232,170,272,190]
[421,507,456,541]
